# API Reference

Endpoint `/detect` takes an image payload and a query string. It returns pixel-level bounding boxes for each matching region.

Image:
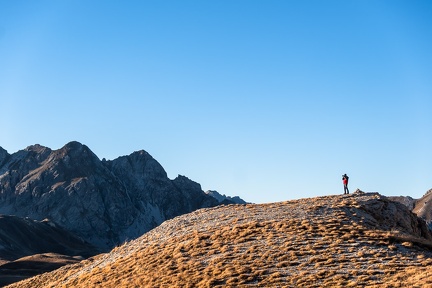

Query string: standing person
[342,174,349,194]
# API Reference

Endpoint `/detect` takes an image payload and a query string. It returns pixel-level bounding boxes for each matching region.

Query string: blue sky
[0,1,431,203]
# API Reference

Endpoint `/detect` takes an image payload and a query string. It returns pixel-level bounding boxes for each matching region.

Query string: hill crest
[10,192,432,287]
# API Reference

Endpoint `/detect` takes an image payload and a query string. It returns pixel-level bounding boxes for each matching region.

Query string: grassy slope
[8,193,432,288]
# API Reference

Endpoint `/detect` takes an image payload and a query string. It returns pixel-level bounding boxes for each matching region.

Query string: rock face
[387,195,417,211]
[413,189,432,227]
[357,193,432,240]
[389,189,432,230]
[0,142,219,250]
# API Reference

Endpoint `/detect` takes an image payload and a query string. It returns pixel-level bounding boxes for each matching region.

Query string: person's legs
[344,185,349,194]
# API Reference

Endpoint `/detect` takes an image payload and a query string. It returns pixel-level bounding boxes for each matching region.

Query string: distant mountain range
[205,190,248,204]
[0,142,244,252]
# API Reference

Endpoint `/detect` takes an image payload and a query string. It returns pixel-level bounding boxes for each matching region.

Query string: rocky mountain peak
[40,142,105,181]
[24,144,49,153]
[0,142,221,250]
[0,146,9,164]
[173,175,201,191]
[53,141,97,162]
[62,140,85,150]
[108,149,168,180]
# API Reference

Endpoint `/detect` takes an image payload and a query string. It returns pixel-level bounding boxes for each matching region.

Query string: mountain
[8,192,432,287]
[205,190,248,204]
[0,141,220,250]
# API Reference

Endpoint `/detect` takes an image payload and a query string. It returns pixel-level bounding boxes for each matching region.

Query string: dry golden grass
[7,193,432,288]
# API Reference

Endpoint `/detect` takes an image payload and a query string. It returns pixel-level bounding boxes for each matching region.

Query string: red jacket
[343,177,348,185]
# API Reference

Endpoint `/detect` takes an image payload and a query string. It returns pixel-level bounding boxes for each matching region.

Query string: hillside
[9,192,432,287]
[0,215,95,262]
[0,253,85,287]
[0,215,96,286]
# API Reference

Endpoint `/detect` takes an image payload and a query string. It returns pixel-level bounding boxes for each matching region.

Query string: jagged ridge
[205,190,247,204]
[0,141,219,250]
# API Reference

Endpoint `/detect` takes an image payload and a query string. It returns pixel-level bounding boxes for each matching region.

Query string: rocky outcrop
[413,189,432,228]
[387,189,432,231]
[0,141,219,250]
[388,195,417,211]
[357,194,432,240]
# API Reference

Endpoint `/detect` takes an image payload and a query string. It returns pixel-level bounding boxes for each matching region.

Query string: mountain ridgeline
[0,141,236,251]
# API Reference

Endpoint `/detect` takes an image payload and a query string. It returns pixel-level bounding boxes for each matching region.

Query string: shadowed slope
[0,253,84,287]
[8,192,432,288]
[0,215,96,262]
[0,215,96,286]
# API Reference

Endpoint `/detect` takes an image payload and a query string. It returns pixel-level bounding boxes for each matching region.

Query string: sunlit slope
[9,192,432,288]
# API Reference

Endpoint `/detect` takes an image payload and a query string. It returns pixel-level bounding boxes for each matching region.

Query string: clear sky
[0,1,431,204]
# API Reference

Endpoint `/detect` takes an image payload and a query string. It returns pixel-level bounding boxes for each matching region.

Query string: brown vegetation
[7,193,432,287]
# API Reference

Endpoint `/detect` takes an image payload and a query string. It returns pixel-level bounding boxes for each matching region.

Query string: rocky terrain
[0,141,238,285]
[9,192,432,287]
[413,189,432,223]
[390,188,432,229]
[0,141,220,250]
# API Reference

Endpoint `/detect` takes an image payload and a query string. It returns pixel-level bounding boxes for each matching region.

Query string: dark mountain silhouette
[0,215,96,287]
[0,141,220,251]
[205,190,248,204]
[0,215,95,261]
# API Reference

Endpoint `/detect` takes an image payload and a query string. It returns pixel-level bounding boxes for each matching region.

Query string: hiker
[342,174,349,194]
